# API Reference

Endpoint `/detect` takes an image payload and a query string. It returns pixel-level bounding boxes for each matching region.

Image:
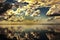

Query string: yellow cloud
[6,9,15,15]
[16,0,60,8]
[54,16,60,19]
[31,10,40,17]
[19,0,60,6]
[46,4,60,16]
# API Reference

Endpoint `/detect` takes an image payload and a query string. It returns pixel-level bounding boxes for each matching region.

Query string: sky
[38,7,50,18]
[5,0,50,18]
[4,0,60,22]
[5,0,14,3]
[0,0,60,23]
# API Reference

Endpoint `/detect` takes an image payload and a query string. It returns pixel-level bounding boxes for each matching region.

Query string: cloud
[16,0,60,7]
[54,16,60,19]
[1,0,60,21]
[46,4,60,16]
[46,16,60,23]
[25,8,33,16]
[15,0,22,2]
[0,3,12,15]
[31,10,40,17]
[0,0,6,3]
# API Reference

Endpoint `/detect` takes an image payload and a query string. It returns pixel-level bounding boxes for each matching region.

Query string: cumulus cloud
[54,16,60,19]
[0,0,60,22]
[16,0,60,7]
[46,16,60,23]
[31,10,40,17]
[46,4,60,16]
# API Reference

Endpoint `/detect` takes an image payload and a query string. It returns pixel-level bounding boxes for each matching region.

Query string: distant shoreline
[0,21,60,25]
